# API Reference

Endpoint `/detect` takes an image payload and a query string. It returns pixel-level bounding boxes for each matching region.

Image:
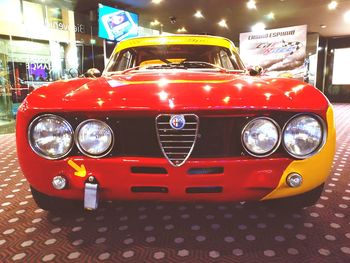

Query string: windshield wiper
[145,61,224,71]
[145,63,187,70]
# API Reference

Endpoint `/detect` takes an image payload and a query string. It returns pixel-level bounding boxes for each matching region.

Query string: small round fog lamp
[286,173,303,188]
[52,175,67,190]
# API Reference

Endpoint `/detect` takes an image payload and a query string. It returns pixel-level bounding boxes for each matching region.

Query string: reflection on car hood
[23,70,329,115]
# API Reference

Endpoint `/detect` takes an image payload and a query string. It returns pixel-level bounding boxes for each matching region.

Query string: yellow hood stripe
[114,35,236,53]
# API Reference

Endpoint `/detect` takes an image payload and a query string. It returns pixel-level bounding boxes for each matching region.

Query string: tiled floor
[0,119,15,135]
[0,104,349,262]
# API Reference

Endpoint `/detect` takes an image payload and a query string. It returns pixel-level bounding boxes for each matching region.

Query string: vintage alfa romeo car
[16,35,336,211]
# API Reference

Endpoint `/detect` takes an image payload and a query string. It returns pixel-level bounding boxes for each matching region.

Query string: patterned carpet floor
[0,104,349,262]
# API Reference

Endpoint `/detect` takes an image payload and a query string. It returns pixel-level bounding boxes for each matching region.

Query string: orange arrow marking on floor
[67,160,86,178]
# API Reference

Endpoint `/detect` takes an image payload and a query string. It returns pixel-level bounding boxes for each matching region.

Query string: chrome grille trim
[156,114,199,167]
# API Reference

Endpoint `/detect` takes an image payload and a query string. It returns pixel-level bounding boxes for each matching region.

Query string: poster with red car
[239,25,307,80]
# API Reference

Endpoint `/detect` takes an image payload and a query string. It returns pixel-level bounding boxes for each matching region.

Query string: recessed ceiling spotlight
[177,27,187,33]
[251,22,266,32]
[320,24,327,28]
[266,12,275,20]
[218,19,228,28]
[344,10,350,23]
[328,1,338,10]
[194,10,204,18]
[247,0,257,10]
[151,0,163,4]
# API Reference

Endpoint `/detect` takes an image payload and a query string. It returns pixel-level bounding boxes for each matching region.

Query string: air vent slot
[156,114,199,167]
[131,186,168,193]
[188,167,224,175]
[131,167,168,174]
[186,186,223,194]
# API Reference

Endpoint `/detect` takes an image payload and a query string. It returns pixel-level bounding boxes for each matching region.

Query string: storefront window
[0,36,14,133]
[47,7,63,24]
[0,0,21,24]
[23,1,45,26]
[0,36,67,119]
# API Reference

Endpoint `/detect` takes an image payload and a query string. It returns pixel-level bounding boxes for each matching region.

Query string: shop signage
[45,19,86,33]
[239,25,307,79]
[26,63,51,71]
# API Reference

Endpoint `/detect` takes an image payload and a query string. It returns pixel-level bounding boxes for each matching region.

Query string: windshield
[104,44,245,73]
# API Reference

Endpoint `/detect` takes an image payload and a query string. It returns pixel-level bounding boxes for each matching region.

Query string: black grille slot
[117,118,162,157]
[131,167,167,174]
[188,167,224,175]
[186,186,223,194]
[131,186,168,193]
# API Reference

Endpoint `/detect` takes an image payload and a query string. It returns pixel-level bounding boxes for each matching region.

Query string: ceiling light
[247,0,257,9]
[150,19,160,26]
[151,0,163,4]
[320,24,327,28]
[251,22,266,32]
[266,12,275,20]
[218,19,228,28]
[177,27,187,33]
[194,10,204,18]
[328,1,338,10]
[344,10,350,23]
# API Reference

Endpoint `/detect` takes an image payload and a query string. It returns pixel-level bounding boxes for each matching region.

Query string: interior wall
[322,36,350,102]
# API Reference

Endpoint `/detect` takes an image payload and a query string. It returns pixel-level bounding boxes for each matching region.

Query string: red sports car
[16,35,335,211]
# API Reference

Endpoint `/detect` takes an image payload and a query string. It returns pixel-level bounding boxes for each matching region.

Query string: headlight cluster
[28,115,114,159]
[242,114,325,159]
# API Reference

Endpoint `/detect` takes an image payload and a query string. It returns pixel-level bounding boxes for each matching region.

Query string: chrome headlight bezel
[28,114,74,160]
[282,114,326,159]
[241,117,281,158]
[75,119,114,158]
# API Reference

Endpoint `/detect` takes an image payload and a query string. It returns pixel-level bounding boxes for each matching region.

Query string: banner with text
[239,25,307,79]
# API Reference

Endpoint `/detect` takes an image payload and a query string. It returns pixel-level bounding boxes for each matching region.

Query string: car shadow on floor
[43,200,311,257]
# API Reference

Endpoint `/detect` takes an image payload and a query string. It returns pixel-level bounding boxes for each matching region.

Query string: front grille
[156,114,199,167]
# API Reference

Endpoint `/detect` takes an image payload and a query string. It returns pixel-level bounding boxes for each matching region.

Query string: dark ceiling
[46,0,350,41]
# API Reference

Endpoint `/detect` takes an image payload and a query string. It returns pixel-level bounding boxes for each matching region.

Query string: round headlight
[242,117,281,157]
[28,114,73,159]
[283,114,324,158]
[75,119,114,158]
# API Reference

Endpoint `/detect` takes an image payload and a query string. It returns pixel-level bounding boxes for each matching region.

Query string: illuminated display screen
[332,48,350,85]
[98,4,139,42]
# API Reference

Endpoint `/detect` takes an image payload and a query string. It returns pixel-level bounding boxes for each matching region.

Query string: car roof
[113,34,237,54]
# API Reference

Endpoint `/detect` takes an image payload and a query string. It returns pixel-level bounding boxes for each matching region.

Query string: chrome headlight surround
[75,119,114,158]
[282,114,326,159]
[241,117,281,157]
[28,114,74,160]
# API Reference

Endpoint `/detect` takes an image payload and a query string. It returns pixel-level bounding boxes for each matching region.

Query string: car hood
[22,70,329,115]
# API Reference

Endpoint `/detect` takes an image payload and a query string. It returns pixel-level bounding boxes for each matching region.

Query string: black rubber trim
[188,167,224,175]
[131,186,168,193]
[131,167,168,174]
[186,186,223,194]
